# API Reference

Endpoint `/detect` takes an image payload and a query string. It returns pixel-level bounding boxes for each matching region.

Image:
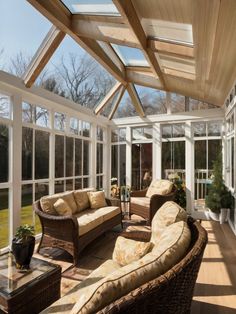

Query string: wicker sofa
[42,201,208,314]
[130,179,176,225]
[34,189,122,265]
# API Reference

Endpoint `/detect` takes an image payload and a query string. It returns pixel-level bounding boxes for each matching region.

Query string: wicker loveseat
[34,189,122,265]
[130,179,176,225]
[42,201,207,314]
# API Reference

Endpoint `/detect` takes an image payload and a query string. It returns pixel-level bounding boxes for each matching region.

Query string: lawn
[0,206,41,249]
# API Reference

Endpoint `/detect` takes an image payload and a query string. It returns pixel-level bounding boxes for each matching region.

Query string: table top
[0,253,61,297]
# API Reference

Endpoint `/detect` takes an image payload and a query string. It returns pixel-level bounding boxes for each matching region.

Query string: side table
[0,253,61,314]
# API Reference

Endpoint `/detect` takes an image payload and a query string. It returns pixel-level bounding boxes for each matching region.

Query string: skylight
[61,0,120,16]
[111,44,149,67]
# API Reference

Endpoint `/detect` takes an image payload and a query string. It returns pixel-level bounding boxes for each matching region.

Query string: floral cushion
[40,191,77,215]
[87,191,107,209]
[112,236,152,266]
[146,179,173,198]
[53,198,72,216]
[151,201,187,245]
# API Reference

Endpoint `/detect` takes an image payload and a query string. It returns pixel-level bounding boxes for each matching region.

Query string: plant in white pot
[205,155,233,224]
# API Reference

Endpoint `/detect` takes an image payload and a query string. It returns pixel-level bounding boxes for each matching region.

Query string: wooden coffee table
[0,253,61,314]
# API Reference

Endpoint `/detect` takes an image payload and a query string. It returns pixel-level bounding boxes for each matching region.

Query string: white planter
[219,208,229,224]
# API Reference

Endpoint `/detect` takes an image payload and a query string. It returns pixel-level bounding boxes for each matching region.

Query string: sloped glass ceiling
[0,0,52,77]
[61,0,120,16]
[36,35,116,110]
[113,91,137,119]
[111,44,149,67]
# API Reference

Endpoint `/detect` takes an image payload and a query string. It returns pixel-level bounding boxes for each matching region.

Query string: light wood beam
[94,82,122,114]
[113,0,166,89]
[148,39,194,59]
[23,26,65,87]
[27,0,126,83]
[126,83,145,117]
[72,14,124,24]
[108,85,126,120]
[126,69,163,90]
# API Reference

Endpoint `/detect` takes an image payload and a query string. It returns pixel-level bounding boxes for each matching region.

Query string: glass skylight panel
[61,0,120,15]
[113,91,137,119]
[111,44,149,67]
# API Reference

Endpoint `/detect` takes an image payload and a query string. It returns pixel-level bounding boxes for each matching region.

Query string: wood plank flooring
[191,220,236,314]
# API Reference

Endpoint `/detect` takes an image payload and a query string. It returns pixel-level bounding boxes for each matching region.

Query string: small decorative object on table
[120,186,131,217]
[11,224,35,271]
[110,177,120,198]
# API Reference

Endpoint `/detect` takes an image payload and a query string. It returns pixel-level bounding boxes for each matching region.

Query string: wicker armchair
[130,185,176,225]
[97,218,208,314]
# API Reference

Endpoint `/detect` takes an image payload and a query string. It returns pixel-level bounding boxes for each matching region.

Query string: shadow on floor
[191,300,236,314]
[194,282,235,296]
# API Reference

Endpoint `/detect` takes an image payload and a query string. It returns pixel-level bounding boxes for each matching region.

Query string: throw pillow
[112,236,152,266]
[146,179,173,198]
[87,191,107,209]
[53,198,72,216]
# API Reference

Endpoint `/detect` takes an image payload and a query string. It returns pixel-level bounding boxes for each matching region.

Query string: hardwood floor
[191,220,236,314]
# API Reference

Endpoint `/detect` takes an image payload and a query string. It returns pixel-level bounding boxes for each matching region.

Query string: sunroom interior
[0,0,236,313]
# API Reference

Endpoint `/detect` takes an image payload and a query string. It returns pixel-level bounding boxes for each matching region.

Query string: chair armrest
[120,231,151,242]
[106,198,120,207]
[130,189,147,197]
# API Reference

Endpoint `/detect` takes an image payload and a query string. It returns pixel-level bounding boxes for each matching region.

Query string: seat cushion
[151,201,187,245]
[75,209,104,236]
[146,179,173,198]
[96,206,120,222]
[53,198,72,216]
[73,189,93,212]
[71,221,191,314]
[87,191,107,209]
[40,191,77,215]
[113,236,152,266]
[130,197,150,207]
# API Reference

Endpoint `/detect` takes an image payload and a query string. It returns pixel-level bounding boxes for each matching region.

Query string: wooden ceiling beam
[94,82,123,114]
[108,85,126,120]
[23,26,65,87]
[72,14,124,24]
[27,0,126,84]
[126,69,163,90]
[126,83,145,117]
[113,0,167,89]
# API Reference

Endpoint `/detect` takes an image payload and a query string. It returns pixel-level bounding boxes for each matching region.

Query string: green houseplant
[205,155,233,223]
[12,224,35,270]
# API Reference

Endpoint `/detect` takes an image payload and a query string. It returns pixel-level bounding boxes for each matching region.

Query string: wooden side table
[0,253,61,314]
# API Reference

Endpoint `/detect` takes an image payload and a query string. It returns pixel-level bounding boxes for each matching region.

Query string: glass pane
[21,184,33,226]
[35,106,49,128]
[54,112,66,131]
[66,137,74,177]
[208,140,221,170]
[75,178,82,189]
[162,142,171,178]
[0,125,9,183]
[0,188,9,249]
[195,140,206,170]
[119,128,126,141]
[162,125,172,139]
[35,183,49,234]
[22,102,34,123]
[83,177,89,188]
[173,141,185,171]
[55,135,65,178]
[231,137,234,188]
[35,130,49,179]
[61,0,120,15]
[111,145,118,179]
[208,121,222,137]
[55,180,65,193]
[70,117,79,135]
[22,127,33,180]
[75,138,82,176]
[111,44,149,67]
[83,141,90,175]
[193,122,206,137]
[120,144,126,186]
[132,127,153,140]
[0,94,11,119]
[97,143,103,174]
[173,124,185,138]
[97,126,103,141]
[82,121,90,137]
[170,93,185,113]
[114,91,137,118]
[189,98,211,111]
[96,176,103,190]
[111,130,119,143]
[66,179,74,191]
[134,85,167,115]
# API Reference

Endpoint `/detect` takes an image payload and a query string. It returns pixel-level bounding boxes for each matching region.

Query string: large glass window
[162,141,185,179]
[111,44,149,67]
[0,188,9,249]
[55,135,65,178]
[0,94,11,119]
[0,125,9,183]
[35,130,49,179]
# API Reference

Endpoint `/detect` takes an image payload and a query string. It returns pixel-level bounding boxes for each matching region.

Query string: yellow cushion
[95,206,120,222]
[53,198,72,216]
[73,189,91,212]
[71,221,190,314]
[112,236,152,266]
[146,179,173,198]
[40,191,77,215]
[130,197,150,207]
[76,209,103,236]
[151,201,187,245]
[87,191,107,209]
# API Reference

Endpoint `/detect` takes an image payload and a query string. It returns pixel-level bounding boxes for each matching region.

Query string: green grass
[0,206,41,249]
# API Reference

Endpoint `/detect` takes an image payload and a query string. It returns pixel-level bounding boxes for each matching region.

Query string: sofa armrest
[106,198,120,207]
[120,230,151,242]
[130,189,148,197]
[149,189,176,218]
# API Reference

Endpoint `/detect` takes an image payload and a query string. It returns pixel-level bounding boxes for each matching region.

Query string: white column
[105,126,111,197]
[153,123,162,180]
[185,121,194,213]
[9,93,22,240]
[126,126,132,187]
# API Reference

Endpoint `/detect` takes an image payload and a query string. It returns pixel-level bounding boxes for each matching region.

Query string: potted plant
[168,173,186,209]
[205,155,233,223]
[12,224,35,270]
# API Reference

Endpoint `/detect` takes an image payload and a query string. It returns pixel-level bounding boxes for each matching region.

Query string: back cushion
[151,201,187,245]
[40,191,77,215]
[71,221,191,314]
[73,189,91,212]
[53,198,72,216]
[87,191,107,209]
[146,179,173,198]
